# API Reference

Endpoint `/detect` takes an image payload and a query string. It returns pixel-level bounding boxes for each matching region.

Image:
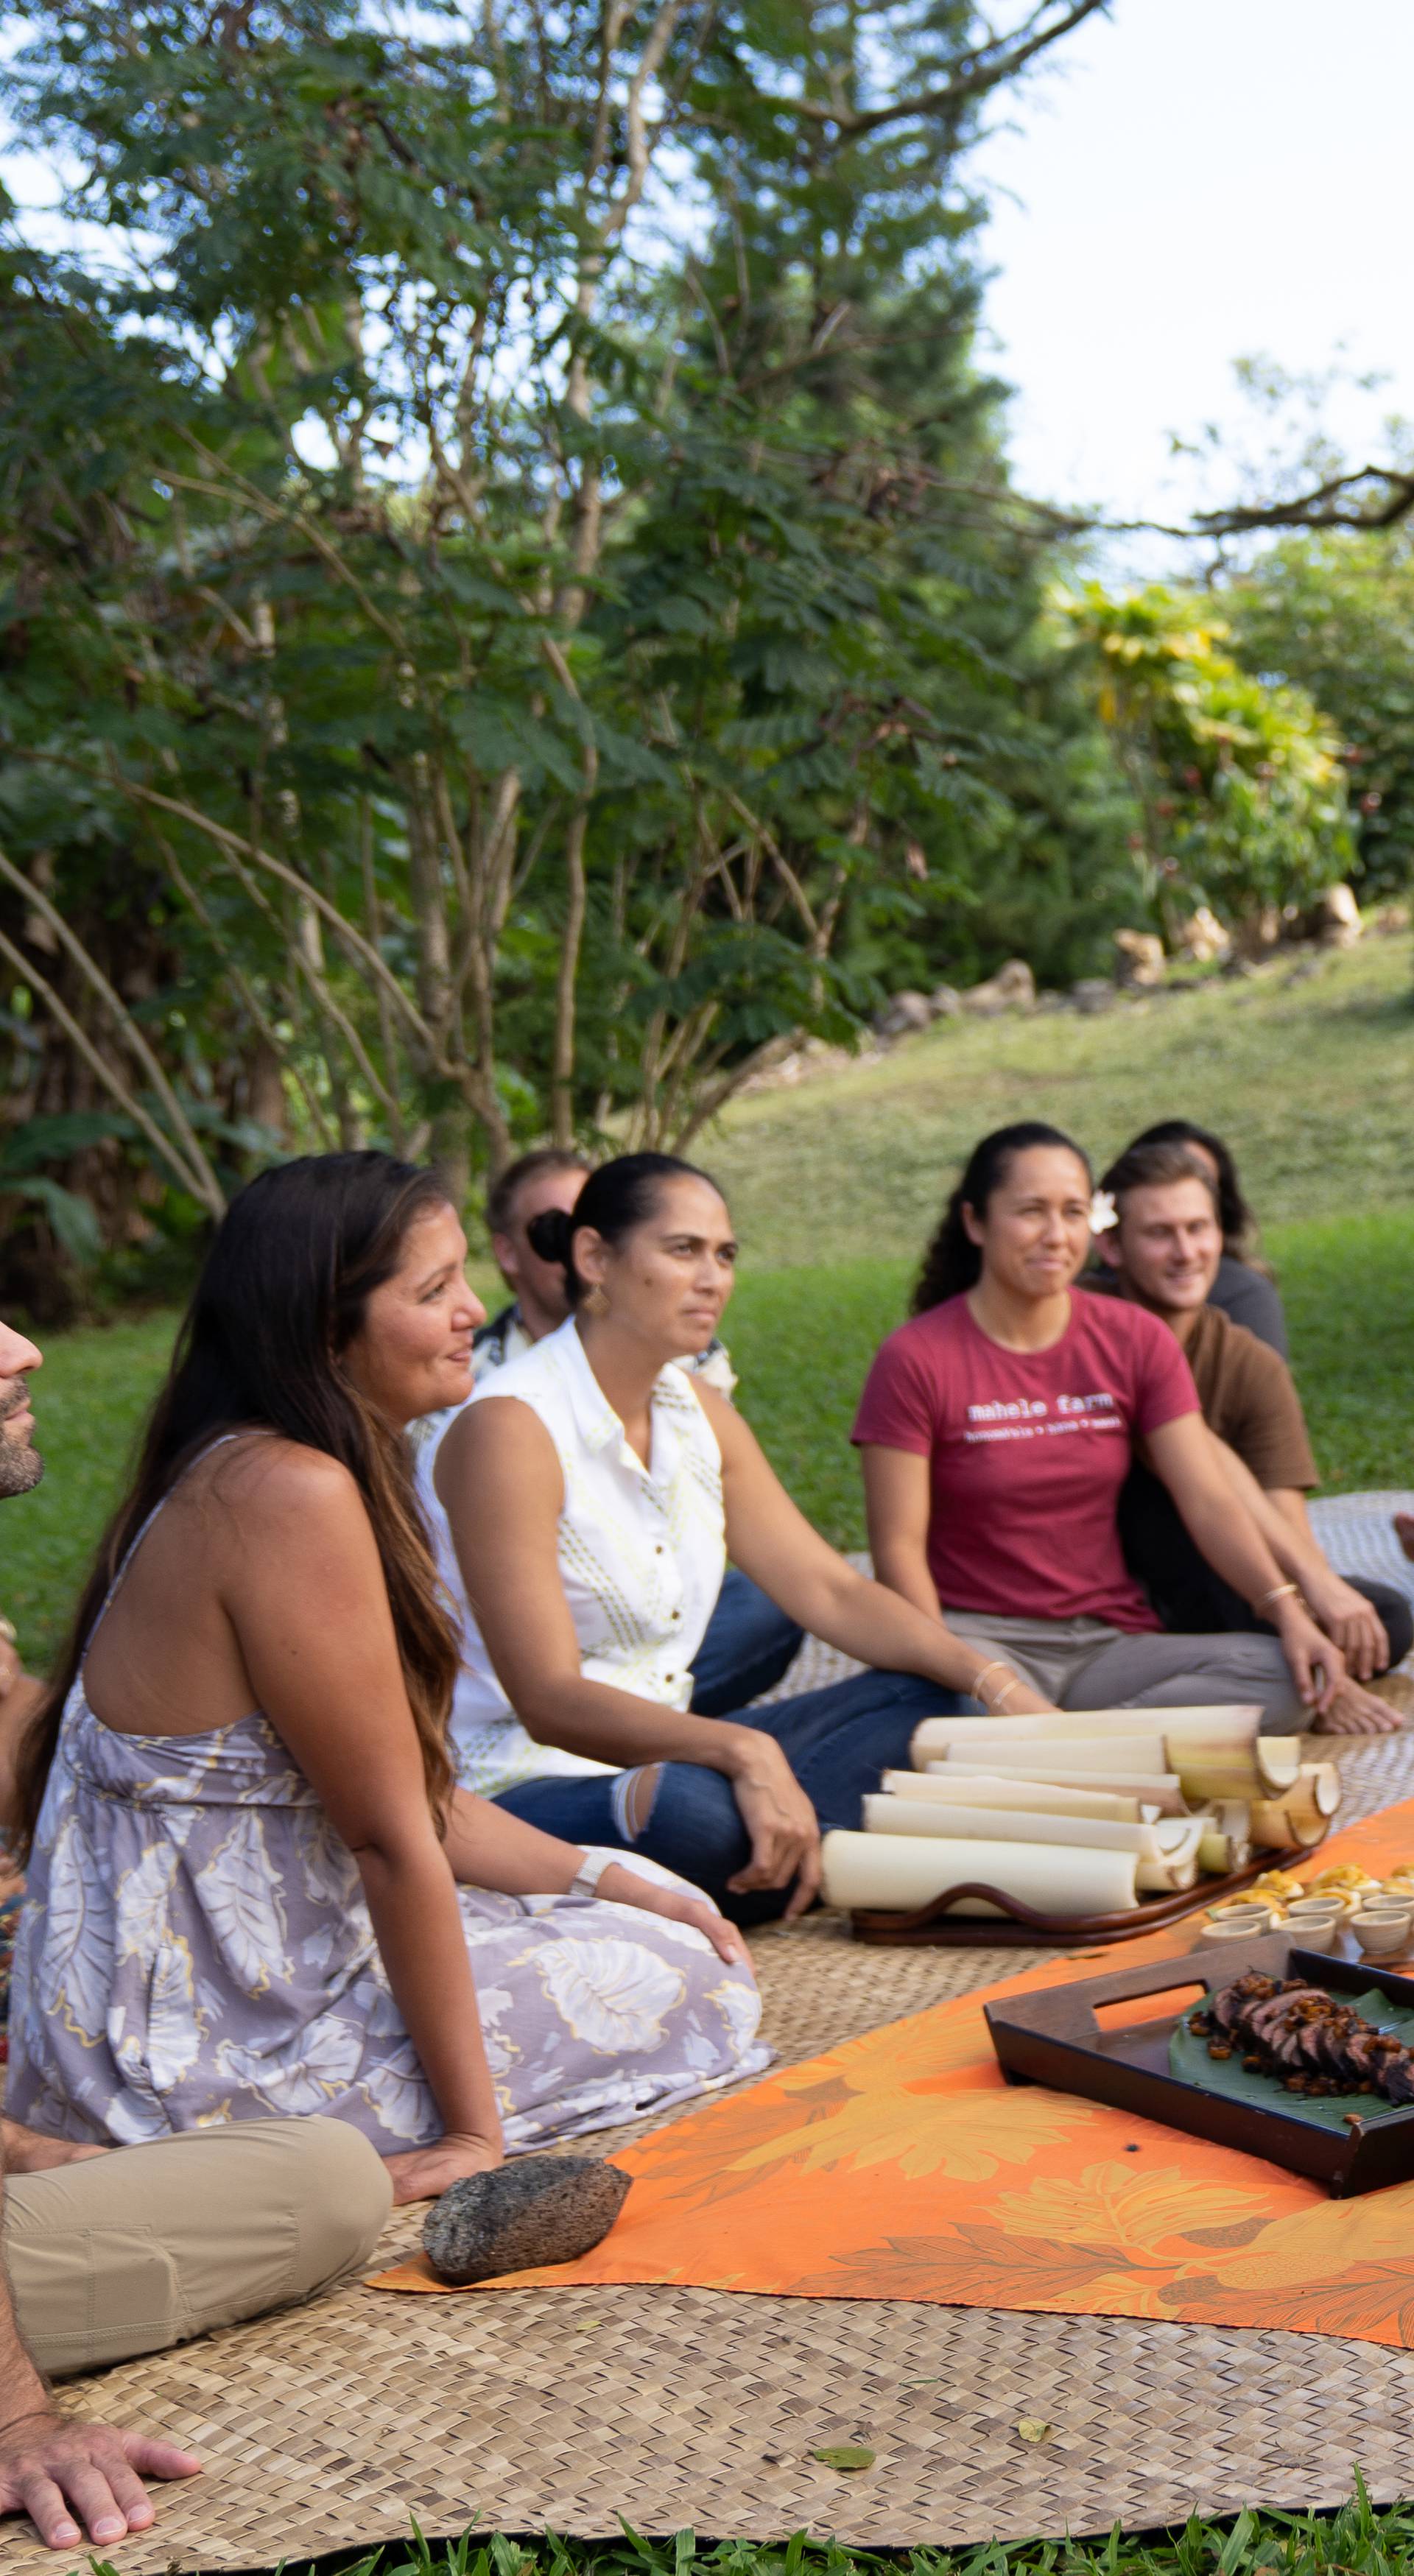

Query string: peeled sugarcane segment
[943,1759,1189,1814]
[1249,1762,1343,1851]
[820,1829,1139,1917]
[887,1769,1151,1823]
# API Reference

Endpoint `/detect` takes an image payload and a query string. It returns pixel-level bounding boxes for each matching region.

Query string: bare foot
[1312,1677,1406,1736]
[1394,1512,1414,1563]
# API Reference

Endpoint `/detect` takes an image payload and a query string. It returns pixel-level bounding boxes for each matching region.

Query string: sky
[971,0,1414,571]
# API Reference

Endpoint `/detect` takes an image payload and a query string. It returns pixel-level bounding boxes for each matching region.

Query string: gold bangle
[971,1658,1010,1703]
[1259,1580,1299,1606]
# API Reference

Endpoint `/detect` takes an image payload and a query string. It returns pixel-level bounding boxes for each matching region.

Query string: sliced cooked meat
[1203,1972,1414,2108]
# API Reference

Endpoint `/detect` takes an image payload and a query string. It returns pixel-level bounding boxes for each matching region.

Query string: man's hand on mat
[1312,1675,1405,1736]
[1300,1572,1389,1682]
[725,1742,821,1920]
[1395,1513,1414,1564]
[383,2132,502,2205]
[0,2119,108,2175]
[592,1863,750,1966]
[0,2408,202,2550]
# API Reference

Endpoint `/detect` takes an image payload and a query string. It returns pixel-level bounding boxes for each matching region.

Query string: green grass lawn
[705,933,1414,1268]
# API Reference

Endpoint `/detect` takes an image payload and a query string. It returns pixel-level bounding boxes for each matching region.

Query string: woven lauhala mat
[9,1727,1414,2571]
[378,1798,1414,2346]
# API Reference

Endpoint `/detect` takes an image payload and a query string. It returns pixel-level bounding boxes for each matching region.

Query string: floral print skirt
[7,1695,770,2152]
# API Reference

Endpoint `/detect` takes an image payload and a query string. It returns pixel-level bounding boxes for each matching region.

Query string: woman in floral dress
[8,1155,767,2203]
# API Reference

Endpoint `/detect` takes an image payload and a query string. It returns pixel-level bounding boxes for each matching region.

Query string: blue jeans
[491,1669,963,1925]
[689,1569,803,1714]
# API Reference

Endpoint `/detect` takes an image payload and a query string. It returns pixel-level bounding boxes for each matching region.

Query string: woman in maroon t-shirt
[854,1122,1346,1729]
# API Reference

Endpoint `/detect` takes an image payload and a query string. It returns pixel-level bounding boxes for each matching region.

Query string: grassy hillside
[706,932,1414,1267]
[3,935,1411,1664]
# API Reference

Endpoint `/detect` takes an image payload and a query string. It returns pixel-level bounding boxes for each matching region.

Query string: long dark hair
[527,1150,722,1303]
[15,1151,462,1851]
[1129,1119,1256,1259]
[912,1122,1091,1313]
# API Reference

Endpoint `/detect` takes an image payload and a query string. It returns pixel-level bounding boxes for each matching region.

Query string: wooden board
[983,1932,1414,2195]
[848,1843,1312,1946]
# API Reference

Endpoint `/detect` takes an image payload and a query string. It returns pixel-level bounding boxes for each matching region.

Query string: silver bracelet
[569,1849,614,1898]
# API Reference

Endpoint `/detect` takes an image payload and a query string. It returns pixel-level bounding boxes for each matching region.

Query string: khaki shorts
[4,2116,391,2378]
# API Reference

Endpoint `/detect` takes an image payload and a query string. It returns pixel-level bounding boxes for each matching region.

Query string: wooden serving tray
[848,1844,1308,1946]
[984,1933,1414,2195]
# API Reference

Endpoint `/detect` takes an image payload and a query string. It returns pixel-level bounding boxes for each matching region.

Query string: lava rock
[875,989,933,1037]
[960,958,1035,1017]
[423,2155,632,2285]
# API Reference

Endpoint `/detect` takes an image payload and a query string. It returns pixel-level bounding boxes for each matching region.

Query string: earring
[584,1284,610,1318]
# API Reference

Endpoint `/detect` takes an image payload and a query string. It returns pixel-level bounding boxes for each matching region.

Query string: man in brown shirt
[1091,1141,1411,1720]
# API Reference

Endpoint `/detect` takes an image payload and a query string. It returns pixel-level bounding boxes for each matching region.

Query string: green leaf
[2,1177,104,1266]
[809,2446,874,2474]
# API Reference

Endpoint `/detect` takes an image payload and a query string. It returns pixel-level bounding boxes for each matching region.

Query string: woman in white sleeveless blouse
[421,1154,1057,1924]
[9,1157,767,2197]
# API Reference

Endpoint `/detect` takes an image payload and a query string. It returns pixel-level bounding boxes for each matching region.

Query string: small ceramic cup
[1356,1893,1413,1919]
[1198,1916,1276,1946]
[1287,1918,1339,1954]
[1206,1901,1278,1932]
[1353,1912,1414,1958]
[1287,1897,1345,1926]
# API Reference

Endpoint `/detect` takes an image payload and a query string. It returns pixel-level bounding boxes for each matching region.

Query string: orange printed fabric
[371,1801,1414,2346]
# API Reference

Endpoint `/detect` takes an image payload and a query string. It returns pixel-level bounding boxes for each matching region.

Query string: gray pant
[942,1610,1306,1733]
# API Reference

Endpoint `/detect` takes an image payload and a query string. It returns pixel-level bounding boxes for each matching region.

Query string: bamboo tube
[1136,1850,1200,1895]
[862,1795,1199,1866]
[1169,1737,1302,1805]
[1195,1799,1253,1875]
[911,1704,1263,1758]
[1135,1817,1206,1893]
[911,1705,1284,1803]
[925,1734,1170,1776]
[820,1829,1140,1917]
[943,1760,1189,1814]
[912,1712,1181,1755]
[884,1770,1151,1823]
[1249,1763,1343,1851]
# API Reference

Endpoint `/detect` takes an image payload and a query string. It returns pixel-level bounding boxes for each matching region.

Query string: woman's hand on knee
[594,1863,751,1967]
[383,2131,502,2206]
[723,1737,821,1920]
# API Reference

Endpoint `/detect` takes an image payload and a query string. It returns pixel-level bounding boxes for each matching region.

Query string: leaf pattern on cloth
[8,1685,769,2152]
[532,1938,687,2055]
[38,1813,111,2046]
[194,1812,289,1996]
[115,1844,180,1968]
[988,2162,1267,2261]
[726,2069,1091,2184]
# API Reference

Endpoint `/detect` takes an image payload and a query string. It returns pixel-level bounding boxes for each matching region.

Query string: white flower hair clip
[1089,1188,1118,1234]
